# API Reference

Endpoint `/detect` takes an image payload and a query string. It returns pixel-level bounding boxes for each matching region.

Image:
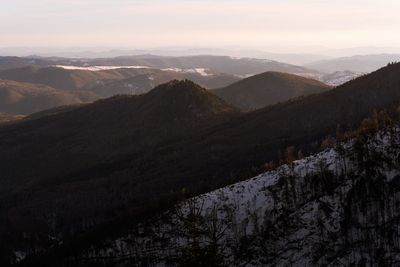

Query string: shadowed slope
[213,71,331,110]
[0,79,94,115]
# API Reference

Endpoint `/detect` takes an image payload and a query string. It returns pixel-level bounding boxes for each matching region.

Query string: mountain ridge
[2,63,400,265]
[0,79,96,115]
[212,71,331,110]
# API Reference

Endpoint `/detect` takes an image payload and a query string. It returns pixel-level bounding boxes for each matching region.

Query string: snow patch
[54,65,151,71]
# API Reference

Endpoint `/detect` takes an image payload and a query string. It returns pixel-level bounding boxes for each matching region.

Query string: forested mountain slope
[75,115,400,266]
[213,72,331,110]
[0,79,93,115]
[2,63,400,265]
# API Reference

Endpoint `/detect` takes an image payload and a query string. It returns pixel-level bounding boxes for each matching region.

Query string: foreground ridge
[77,123,400,266]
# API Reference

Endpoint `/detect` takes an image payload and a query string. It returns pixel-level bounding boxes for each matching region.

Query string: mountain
[84,122,400,266]
[0,56,49,71]
[2,63,400,265]
[0,79,237,196]
[0,79,94,115]
[82,69,239,98]
[0,65,153,91]
[0,55,319,78]
[0,65,238,117]
[212,72,331,110]
[0,47,329,65]
[322,46,400,57]
[306,54,400,73]
[74,55,317,76]
[0,65,239,97]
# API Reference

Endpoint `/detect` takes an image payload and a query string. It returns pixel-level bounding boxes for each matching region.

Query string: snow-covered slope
[320,70,364,86]
[297,70,363,86]
[52,126,400,266]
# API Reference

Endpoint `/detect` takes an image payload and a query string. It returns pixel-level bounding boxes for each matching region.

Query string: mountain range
[0,65,240,115]
[0,55,316,76]
[2,62,400,265]
[0,57,334,116]
[306,54,400,73]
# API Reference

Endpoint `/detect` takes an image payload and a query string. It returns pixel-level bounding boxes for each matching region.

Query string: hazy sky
[1,0,400,52]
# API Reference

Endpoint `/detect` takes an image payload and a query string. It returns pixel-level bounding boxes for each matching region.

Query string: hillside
[0,65,238,98]
[0,55,318,79]
[0,79,94,115]
[47,55,317,77]
[0,79,237,195]
[319,70,364,86]
[212,72,331,110]
[0,56,49,71]
[0,65,153,91]
[14,113,400,266]
[83,121,400,266]
[82,69,239,98]
[306,54,400,73]
[2,63,400,265]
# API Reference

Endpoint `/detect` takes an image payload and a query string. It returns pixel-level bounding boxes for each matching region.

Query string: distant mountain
[212,72,331,110]
[0,56,49,71]
[9,55,314,76]
[0,65,238,117]
[81,55,316,76]
[0,80,94,115]
[0,65,238,96]
[321,46,400,57]
[0,55,318,76]
[306,54,400,73]
[0,65,153,91]
[82,69,239,98]
[319,70,364,86]
[0,47,329,65]
[3,63,400,265]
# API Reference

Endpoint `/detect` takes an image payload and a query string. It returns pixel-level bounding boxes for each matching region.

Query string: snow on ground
[81,127,400,266]
[321,71,364,86]
[296,71,364,86]
[54,65,151,71]
[54,65,213,76]
[184,147,341,231]
[161,67,212,76]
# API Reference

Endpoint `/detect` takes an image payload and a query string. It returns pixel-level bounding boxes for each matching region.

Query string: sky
[1,0,400,53]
